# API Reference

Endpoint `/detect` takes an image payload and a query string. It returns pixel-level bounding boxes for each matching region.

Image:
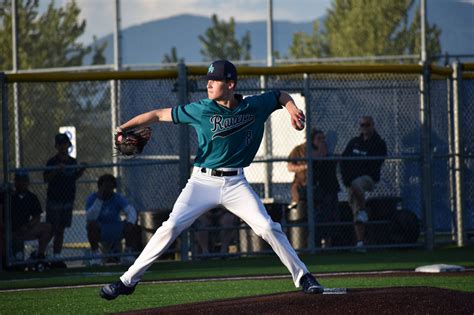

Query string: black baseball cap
[55,133,72,146]
[14,169,29,181]
[206,60,237,81]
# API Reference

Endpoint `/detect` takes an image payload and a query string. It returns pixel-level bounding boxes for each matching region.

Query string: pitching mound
[119,286,474,314]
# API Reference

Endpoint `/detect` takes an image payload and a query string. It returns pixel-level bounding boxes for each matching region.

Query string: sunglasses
[360,123,371,127]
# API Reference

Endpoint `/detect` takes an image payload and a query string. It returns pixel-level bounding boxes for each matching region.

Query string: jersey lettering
[210,114,256,139]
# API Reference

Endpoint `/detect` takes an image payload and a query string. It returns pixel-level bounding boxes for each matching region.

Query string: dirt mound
[119,287,474,314]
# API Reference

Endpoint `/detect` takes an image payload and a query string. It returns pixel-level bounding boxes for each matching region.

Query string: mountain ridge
[88,1,473,65]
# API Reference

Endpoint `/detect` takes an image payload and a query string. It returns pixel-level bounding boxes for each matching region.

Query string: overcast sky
[39,0,332,44]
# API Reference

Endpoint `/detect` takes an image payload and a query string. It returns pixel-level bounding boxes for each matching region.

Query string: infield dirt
[117,286,474,314]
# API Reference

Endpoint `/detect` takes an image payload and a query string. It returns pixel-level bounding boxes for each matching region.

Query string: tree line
[0,0,441,70]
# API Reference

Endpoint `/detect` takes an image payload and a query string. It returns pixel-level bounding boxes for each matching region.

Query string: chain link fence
[1,63,472,269]
[461,65,474,242]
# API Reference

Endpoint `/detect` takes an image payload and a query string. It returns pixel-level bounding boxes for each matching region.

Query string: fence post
[303,73,316,253]
[452,61,465,247]
[446,69,457,241]
[177,62,190,261]
[111,0,122,181]
[261,75,273,199]
[1,72,11,270]
[420,62,434,250]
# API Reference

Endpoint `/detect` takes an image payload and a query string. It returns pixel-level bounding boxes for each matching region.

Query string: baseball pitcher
[101,60,324,300]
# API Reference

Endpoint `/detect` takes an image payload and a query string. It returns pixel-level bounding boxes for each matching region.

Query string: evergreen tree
[289,20,327,59]
[0,0,110,169]
[0,0,105,70]
[289,0,441,61]
[199,14,251,61]
[91,36,107,65]
[162,46,184,63]
[391,6,441,60]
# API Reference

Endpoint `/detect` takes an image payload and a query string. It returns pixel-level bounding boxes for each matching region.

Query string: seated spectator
[194,207,238,255]
[85,174,141,265]
[11,171,52,261]
[340,116,387,251]
[288,129,340,247]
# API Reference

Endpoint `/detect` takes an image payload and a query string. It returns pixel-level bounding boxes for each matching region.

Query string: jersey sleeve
[264,90,281,111]
[245,90,281,117]
[171,101,204,125]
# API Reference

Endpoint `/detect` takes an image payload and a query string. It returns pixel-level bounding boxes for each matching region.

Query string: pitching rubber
[322,288,347,295]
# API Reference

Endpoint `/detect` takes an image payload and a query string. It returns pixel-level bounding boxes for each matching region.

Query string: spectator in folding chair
[340,116,387,252]
[85,174,141,266]
[11,171,52,262]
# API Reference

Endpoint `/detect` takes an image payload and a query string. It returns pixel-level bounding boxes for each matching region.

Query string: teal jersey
[172,90,282,168]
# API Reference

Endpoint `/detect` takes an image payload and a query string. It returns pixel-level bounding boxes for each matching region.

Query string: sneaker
[354,240,367,253]
[100,280,136,300]
[355,210,368,223]
[299,273,324,294]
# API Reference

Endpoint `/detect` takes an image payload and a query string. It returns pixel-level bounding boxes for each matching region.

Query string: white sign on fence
[59,126,77,158]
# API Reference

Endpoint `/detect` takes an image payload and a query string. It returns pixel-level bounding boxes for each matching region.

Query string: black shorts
[46,200,74,229]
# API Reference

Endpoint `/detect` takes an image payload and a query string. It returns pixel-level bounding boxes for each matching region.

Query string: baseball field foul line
[4,268,472,293]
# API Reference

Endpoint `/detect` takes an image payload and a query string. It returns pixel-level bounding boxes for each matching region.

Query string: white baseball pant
[120,167,309,287]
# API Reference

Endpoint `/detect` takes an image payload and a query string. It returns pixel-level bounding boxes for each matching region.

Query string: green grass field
[0,246,473,314]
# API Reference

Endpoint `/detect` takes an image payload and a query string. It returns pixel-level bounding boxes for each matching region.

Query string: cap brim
[56,141,72,146]
[206,74,225,81]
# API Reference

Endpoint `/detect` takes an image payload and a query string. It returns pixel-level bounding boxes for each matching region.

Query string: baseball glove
[114,127,152,157]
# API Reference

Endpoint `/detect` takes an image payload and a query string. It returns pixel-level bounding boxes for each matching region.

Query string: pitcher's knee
[256,221,281,238]
[161,219,186,236]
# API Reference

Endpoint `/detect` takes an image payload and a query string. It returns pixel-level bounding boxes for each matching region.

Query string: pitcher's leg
[120,176,219,286]
[223,180,308,287]
[120,214,186,286]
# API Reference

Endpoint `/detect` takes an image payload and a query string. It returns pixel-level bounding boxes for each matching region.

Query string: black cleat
[100,280,136,300]
[300,273,324,294]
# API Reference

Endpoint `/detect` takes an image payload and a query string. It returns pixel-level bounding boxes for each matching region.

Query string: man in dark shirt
[11,171,52,260]
[44,134,85,263]
[341,116,387,251]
